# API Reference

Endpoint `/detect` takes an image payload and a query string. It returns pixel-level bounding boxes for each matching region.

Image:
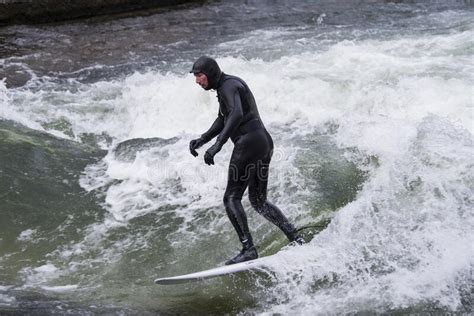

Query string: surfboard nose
[154,256,268,285]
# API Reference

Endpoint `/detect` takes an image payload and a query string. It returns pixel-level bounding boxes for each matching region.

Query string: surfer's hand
[204,143,222,165]
[189,137,205,157]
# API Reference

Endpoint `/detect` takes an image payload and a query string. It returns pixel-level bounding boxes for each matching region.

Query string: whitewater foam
[2,5,472,314]
[258,115,473,314]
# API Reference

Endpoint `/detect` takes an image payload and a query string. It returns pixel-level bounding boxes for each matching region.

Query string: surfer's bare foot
[225,246,258,265]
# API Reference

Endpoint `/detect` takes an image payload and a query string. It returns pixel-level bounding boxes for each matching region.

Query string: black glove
[204,142,222,165]
[189,137,206,157]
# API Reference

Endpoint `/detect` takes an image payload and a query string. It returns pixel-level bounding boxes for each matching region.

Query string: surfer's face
[194,72,208,90]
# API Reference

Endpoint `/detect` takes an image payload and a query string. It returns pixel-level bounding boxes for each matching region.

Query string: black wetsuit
[190,56,300,259]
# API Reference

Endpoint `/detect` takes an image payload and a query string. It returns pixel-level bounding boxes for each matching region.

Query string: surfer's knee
[223,194,242,208]
[223,195,230,207]
[249,191,265,211]
[250,198,267,214]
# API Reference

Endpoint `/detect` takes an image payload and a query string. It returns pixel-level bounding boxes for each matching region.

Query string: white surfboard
[154,255,274,285]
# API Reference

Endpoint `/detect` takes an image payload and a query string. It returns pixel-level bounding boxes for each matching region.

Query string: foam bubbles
[2,6,472,314]
[0,286,16,308]
[21,263,62,287]
[73,20,472,314]
[258,115,473,314]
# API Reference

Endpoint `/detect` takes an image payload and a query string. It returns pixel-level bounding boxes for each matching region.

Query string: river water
[0,0,473,314]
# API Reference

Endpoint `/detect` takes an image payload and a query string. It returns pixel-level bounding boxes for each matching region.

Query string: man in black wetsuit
[189,56,304,265]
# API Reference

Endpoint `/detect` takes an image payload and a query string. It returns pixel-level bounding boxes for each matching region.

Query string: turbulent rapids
[1,1,473,314]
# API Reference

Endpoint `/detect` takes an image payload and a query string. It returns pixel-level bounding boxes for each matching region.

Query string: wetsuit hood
[190,56,222,90]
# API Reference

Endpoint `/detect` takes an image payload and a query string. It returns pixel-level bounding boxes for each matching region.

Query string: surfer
[189,56,305,265]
